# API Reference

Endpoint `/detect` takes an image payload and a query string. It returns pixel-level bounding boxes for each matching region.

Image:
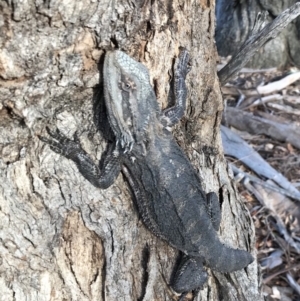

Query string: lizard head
[103,50,159,152]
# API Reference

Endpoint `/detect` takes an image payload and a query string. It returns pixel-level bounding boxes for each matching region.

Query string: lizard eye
[122,82,132,92]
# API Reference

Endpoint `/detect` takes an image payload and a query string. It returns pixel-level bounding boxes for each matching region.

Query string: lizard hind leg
[172,255,207,295]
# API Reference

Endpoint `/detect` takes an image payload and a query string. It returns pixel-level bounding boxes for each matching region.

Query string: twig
[284,95,300,107]
[221,86,257,97]
[217,64,277,74]
[267,102,300,116]
[263,264,300,284]
[245,94,282,109]
[232,165,300,252]
[218,3,300,85]
[225,107,300,149]
[222,71,300,96]
[257,72,300,95]
[286,273,300,295]
[230,164,300,202]
[238,67,277,74]
[221,126,300,200]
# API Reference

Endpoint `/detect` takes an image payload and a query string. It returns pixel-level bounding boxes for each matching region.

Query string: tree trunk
[0,1,262,300]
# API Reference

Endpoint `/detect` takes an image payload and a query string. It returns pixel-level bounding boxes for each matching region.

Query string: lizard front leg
[162,47,191,127]
[39,127,121,189]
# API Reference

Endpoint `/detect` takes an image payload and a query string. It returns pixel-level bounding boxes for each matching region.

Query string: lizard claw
[118,131,134,154]
[39,127,83,159]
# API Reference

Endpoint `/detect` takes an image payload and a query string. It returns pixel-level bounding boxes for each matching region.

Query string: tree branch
[218,3,300,85]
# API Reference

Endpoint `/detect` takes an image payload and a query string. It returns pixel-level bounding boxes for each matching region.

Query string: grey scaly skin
[39,48,253,295]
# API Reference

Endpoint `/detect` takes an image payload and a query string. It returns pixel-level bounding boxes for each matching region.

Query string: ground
[220,57,300,301]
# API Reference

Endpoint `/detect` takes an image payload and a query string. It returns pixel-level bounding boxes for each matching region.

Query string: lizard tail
[203,241,254,273]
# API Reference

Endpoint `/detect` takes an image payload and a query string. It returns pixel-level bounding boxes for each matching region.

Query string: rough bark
[0,1,262,300]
